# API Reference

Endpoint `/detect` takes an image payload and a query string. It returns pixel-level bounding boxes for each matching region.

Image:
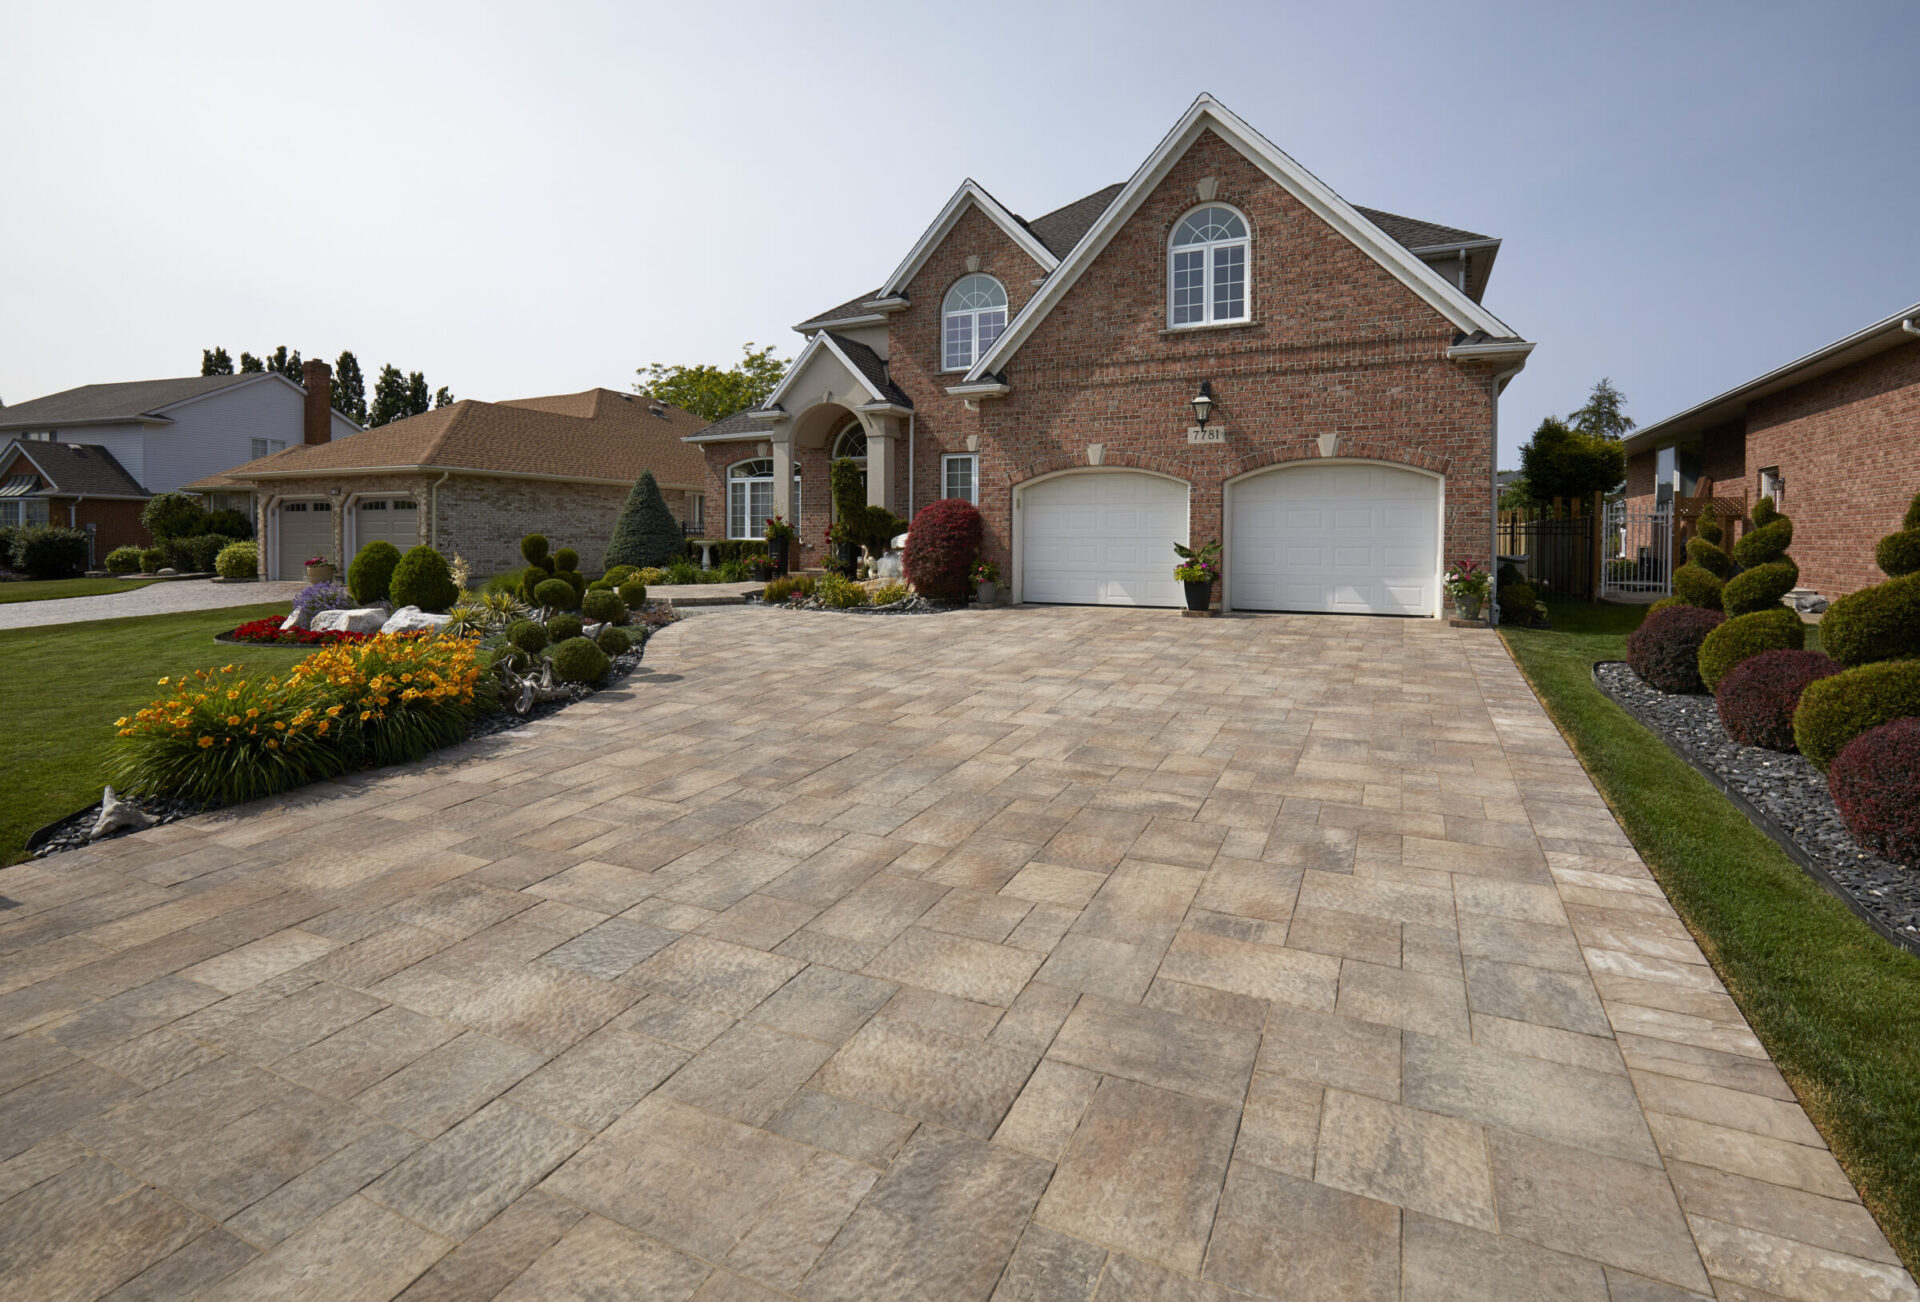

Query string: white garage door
[355,497,420,553]
[1229,464,1440,616]
[276,500,334,580]
[1019,472,1188,607]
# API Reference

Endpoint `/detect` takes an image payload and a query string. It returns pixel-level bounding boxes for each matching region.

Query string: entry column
[866,417,897,514]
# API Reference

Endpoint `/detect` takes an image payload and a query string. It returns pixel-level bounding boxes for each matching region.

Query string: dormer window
[943,274,1008,371]
[1169,205,1249,327]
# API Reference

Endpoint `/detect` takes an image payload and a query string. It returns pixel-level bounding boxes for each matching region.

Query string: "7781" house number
[1187,426,1226,445]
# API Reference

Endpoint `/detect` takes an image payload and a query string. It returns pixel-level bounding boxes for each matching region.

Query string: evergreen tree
[238,352,265,373]
[604,470,684,568]
[266,345,302,381]
[406,372,430,417]
[1519,416,1625,501]
[433,386,455,408]
[331,351,368,425]
[368,364,412,427]
[1570,377,1635,440]
[201,347,233,376]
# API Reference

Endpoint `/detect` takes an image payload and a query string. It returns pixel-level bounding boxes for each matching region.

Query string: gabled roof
[795,291,885,331]
[1024,183,1127,258]
[1353,207,1491,251]
[967,94,1525,382]
[195,389,708,489]
[1623,301,1920,455]
[0,374,264,429]
[0,440,149,498]
[683,407,766,444]
[761,330,913,414]
[878,180,1059,300]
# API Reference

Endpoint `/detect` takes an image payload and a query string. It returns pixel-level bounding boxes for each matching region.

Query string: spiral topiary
[581,588,625,626]
[549,636,610,684]
[533,577,578,611]
[1714,648,1842,752]
[595,625,633,657]
[522,534,552,568]
[547,612,584,643]
[1670,508,1730,609]
[1820,488,1920,667]
[1627,604,1725,694]
[1792,659,1920,771]
[1723,496,1798,614]
[1699,606,1804,690]
[1829,718,1920,867]
[507,619,549,654]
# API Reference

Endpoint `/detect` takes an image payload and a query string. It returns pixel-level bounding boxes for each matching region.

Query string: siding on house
[142,378,314,495]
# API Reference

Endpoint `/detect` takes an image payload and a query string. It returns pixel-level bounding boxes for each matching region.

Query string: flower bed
[223,617,372,646]
[1595,660,1920,952]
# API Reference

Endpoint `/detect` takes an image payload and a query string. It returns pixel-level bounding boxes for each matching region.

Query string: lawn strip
[0,576,160,603]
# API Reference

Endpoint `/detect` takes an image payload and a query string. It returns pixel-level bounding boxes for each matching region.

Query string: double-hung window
[942,454,978,505]
[942,275,1008,371]
[1169,205,1249,327]
[250,437,287,461]
[726,459,801,540]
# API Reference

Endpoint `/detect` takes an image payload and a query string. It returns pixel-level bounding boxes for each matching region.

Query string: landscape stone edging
[1592,659,1920,957]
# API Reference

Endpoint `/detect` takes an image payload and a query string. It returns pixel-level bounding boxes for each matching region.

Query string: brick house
[688,94,1533,615]
[0,439,150,555]
[200,385,709,580]
[1622,300,1920,601]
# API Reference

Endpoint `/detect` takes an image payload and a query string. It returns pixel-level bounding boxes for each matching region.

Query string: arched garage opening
[1225,461,1442,617]
[1014,468,1189,607]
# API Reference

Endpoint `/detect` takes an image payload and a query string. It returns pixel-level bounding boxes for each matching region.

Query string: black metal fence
[1498,502,1598,600]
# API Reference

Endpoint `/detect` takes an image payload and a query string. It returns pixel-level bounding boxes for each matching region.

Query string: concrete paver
[0,604,1913,1299]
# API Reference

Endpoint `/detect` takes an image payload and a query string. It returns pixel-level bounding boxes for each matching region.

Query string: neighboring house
[0,439,151,553]
[688,93,1533,615]
[1623,300,1920,600]
[197,388,709,580]
[0,363,361,546]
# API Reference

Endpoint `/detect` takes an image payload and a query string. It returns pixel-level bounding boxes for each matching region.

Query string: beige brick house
[195,388,708,580]
[689,94,1533,615]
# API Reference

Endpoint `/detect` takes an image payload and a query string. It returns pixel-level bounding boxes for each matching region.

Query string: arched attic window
[942,274,1008,371]
[1169,205,1249,327]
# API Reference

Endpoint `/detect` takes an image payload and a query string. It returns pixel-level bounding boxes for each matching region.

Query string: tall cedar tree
[267,345,302,381]
[604,470,684,568]
[637,343,787,423]
[238,352,265,373]
[368,366,437,426]
[201,347,233,375]
[1569,377,1636,440]
[331,351,368,425]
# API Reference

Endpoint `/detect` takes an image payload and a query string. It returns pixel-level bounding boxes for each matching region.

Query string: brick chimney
[301,359,332,445]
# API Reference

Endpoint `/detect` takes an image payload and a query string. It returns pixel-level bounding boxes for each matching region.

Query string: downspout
[1489,361,1527,621]
[428,472,450,550]
[906,412,915,522]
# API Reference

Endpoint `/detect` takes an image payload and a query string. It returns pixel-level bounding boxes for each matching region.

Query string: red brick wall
[1746,338,1920,596]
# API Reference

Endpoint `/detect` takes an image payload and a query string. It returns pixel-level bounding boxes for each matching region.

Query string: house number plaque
[1187,426,1226,445]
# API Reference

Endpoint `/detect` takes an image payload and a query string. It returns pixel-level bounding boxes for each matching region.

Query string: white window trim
[942,275,1009,373]
[1167,204,1251,330]
[942,453,979,506]
[725,458,801,541]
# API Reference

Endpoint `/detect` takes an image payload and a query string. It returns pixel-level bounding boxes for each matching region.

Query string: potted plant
[1444,557,1490,621]
[304,555,336,585]
[762,515,795,575]
[1173,540,1221,612]
[972,559,1000,605]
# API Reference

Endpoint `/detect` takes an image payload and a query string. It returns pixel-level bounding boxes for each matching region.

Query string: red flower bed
[228,617,372,646]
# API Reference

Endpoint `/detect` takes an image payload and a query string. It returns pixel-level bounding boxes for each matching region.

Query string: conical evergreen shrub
[604,471,685,569]
[1670,507,1730,609]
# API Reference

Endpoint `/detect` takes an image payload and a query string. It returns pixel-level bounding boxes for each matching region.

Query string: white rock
[89,786,152,841]
[875,551,903,579]
[312,607,388,634]
[380,605,452,636]
[281,607,312,632]
[581,622,605,640]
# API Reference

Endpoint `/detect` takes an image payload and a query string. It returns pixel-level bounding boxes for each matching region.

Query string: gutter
[234,464,702,492]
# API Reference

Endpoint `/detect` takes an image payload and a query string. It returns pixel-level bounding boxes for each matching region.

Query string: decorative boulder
[281,607,312,632]
[89,786,152,841]
[312,607,388,634]
[380,606,453,636]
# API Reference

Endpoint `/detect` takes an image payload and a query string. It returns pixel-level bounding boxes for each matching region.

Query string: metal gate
[1601,500,1671,599]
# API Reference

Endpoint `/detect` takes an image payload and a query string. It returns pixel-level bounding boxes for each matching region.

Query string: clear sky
[2,1,1915,464]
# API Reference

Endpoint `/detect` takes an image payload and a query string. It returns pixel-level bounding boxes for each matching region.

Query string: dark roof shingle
[1353,207,1490,250]
[1025,183,1126,258]
[826,333,912,408]
[0,374,265,428]
[0,440,149,497]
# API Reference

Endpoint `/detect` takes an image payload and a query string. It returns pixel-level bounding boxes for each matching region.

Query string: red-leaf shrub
[1829,718,1920,867]
[228,618,372,646]
[1713,648,1842,752]
[1626,605,1725,694]
[902,497,983,602]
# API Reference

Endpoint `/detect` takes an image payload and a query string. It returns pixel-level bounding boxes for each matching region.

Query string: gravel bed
[1595,660,1920,949]
[745,593,951,615]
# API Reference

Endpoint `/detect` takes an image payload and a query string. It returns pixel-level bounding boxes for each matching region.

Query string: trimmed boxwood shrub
[10,525,89,579]
[553,547,579,572]
[581,588,625,626]
[561,569,588,598]
[533,577,578,611]
[1498,582,1536,626]
[1829,718,1920,866]
[902,498,982,601]
[214,540,258,579]
[1723,496,1798,614]
[104,545,144,573]
[546,613,584,643]
[596,625,633,656]
[1820,574,1920,667]
[617,580,647,609]
[348,539,403,604]
[1714,648,1842,752]
[1697,606,1804,691]
[549,635,610,684]
[388,545,459,613]
[138,546,167,574]
[1670,508,1731,609]
[603,565,638,587]
[1873,490,1920,578]
[507,619,549,654]
[1627,604,1725,694]
[1793,659,1920,771]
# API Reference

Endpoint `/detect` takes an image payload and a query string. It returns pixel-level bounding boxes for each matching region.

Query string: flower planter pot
[751,562,773,583]
[768,537,790,576]
[304,565,336,585]
[1451,595,1483,621]
[838,541,860,575]
[1183,580,1213,612]
[976,581,997,605]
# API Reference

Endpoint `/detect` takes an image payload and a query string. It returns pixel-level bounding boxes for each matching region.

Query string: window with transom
[942,274,1008,371]
[1168,205,1249,327]
[727,458,802,540]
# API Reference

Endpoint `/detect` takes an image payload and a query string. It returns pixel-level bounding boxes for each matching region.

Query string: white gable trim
[879,180,1059,299]
[762,332,889,411]
[966,94,1523,382]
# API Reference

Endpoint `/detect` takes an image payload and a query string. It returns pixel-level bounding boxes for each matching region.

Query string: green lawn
[0,576,158,603]
[1503,600,1920,1272]
[0,602,302,865]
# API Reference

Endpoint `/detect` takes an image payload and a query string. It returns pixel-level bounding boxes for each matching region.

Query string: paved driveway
[0,607,1910,1300]
[0,579,303,630]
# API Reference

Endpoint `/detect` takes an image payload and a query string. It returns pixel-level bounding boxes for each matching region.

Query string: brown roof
[191,388,708,490]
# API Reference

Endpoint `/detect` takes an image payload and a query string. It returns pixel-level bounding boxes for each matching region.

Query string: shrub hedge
[1714,648,1842,752]
[104,545,145,573]
[549,636,609,684]
[1829,718,1920,867]
[1793,659,1920,771]
[10,525,89,579]
[1627,604,1725,694]
[1698,606,1804,691]
[903,498,982,601]
[348,540,403,604]
[389,545,458,613]
[214,540,258,579]
[138,547,167,574]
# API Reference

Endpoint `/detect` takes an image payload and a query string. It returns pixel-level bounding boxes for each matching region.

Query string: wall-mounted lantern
[1190,381,1216,430]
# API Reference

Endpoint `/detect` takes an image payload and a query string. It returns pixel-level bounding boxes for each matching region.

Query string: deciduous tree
[636,343,788,423]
